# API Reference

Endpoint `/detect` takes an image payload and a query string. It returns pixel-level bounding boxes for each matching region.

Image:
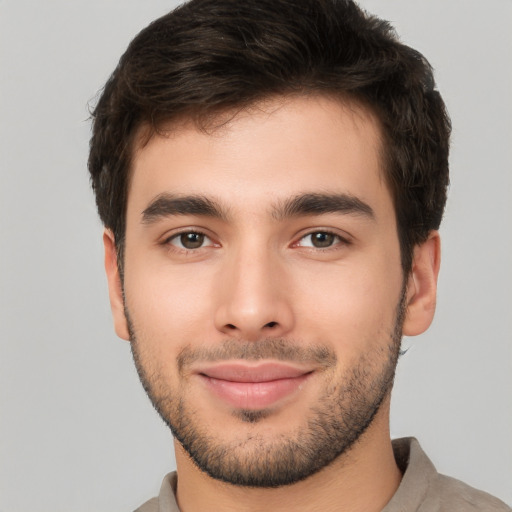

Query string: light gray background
[1,1,511,510]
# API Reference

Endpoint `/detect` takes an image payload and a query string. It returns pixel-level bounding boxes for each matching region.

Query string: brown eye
[170,232,209,250]
[311,232,335,248]
[297,231,342,249]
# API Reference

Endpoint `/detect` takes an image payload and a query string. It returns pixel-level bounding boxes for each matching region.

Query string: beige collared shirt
[135,438,511,511]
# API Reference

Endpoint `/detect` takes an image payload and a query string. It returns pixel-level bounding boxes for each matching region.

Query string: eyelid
[159,226,351,251]
[161,227,219,249]
[171,233,213,248]
[292,228,352,249]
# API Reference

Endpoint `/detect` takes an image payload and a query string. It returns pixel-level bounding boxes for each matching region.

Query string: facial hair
[127,288,405,488]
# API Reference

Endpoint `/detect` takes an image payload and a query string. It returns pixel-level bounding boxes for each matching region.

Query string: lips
[196,362,313,410]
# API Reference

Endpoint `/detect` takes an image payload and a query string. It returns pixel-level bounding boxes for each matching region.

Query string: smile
[196,362,314,410]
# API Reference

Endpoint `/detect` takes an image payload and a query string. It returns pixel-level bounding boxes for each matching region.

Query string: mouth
[195,362,314,410]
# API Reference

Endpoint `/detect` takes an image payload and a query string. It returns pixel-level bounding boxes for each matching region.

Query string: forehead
[128,95,389,219]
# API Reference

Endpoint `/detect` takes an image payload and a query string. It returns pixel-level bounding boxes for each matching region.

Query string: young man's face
[105,95,436,486]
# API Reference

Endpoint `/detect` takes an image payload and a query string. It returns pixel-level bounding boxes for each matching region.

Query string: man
[88,0,510,510]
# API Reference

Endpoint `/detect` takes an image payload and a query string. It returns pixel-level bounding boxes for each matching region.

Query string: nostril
[226,324,237,330]
[265,321,278,328]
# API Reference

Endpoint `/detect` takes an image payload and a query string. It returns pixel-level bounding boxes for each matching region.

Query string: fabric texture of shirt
[134,437,511,512]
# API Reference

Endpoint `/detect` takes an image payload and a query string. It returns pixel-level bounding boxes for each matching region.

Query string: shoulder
[387,438,511,512]
[134,496,159,512]
[133,472,179,512]
[434,474,512,512]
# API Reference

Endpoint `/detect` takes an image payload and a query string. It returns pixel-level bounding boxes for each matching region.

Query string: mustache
[177,338,337,374]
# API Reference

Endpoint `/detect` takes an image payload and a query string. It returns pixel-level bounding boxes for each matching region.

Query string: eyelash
[163,230,216,251]
[294,230,350,250]
[162,229,350,252]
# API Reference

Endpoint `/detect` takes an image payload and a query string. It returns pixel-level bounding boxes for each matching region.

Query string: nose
[213,245,295,341]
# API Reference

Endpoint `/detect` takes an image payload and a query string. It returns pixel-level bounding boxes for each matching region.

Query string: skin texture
[104,95,440,512]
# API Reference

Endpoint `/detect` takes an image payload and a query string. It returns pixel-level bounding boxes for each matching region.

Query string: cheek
[293,257,402,353]
[123,259,216,352]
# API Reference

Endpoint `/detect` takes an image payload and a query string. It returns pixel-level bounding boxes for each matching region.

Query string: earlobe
[402,231,441,337]
[103,230,130,341]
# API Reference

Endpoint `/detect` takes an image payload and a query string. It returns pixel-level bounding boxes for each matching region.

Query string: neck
[173,397,401,512]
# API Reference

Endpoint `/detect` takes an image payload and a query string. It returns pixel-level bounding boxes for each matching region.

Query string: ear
[402,231,441,336]
[103,229,130,341]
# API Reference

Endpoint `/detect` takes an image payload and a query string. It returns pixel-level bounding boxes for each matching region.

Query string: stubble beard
[127,291,405,488]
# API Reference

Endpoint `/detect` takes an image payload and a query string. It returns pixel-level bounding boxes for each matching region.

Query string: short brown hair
[88,0,450,273]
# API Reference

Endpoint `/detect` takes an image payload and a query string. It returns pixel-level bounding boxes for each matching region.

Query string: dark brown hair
[88,0,450,273]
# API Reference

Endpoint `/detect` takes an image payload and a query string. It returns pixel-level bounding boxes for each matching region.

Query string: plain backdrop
[1,1,511,510]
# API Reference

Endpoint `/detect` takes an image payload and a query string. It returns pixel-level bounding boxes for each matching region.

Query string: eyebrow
[141,193,229,224]
[272,193,375,221]
[141,191,375,225]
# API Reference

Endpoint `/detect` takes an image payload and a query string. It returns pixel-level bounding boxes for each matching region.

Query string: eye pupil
[312,232,334,248]
[180,232,205,249]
